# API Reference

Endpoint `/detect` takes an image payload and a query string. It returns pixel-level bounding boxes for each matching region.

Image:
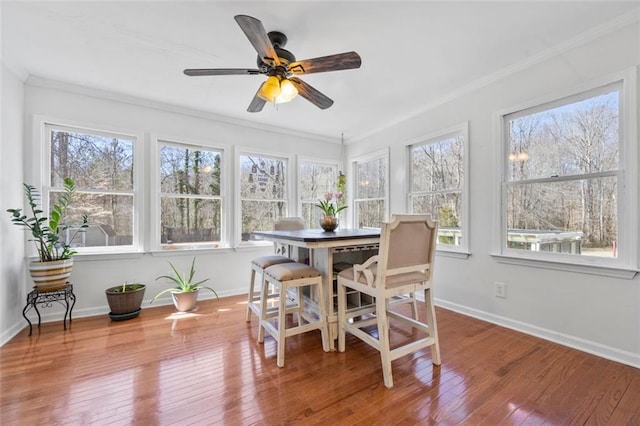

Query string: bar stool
[246,218,305,324]
[260,262,330,367]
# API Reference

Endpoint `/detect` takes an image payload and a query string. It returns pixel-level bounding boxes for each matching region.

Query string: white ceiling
[2,1,638,142]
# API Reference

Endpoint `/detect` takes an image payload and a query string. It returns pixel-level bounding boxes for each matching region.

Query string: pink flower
[324,192,333,201]
[335,192,343,200]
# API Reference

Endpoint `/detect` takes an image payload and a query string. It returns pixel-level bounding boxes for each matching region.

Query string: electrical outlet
[495,282,507,298]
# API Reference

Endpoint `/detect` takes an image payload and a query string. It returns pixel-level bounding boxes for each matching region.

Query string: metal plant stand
[22,284,75,336]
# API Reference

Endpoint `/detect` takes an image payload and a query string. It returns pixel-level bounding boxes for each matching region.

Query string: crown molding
[351,8,640,144]
[24,75,338,144]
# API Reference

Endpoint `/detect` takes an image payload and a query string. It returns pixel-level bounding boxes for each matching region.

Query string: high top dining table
[253,228,381,349]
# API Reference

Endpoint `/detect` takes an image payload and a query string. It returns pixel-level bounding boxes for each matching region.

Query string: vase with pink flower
[316,191,347,232]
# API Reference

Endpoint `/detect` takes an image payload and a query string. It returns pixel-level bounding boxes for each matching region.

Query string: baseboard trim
[0,289,246,347]
[435,298,640,369]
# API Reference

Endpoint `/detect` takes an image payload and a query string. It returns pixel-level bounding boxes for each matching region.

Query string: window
[298,160,339,229]
[239,153,289,241]
[498,75,637,271]
[409,124,468,252]
[46,123,138,252]
[353,151,387,228]
[158,140,223,249]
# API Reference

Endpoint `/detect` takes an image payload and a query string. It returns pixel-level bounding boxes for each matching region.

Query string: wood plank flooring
[1,294,639,425]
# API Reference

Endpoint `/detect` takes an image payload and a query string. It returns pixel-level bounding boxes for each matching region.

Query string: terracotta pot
[28,258,73,290]
[171,290,200,312]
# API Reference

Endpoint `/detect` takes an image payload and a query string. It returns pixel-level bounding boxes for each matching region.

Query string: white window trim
[350,148,390,228]
[33,116,144,256]
[150,134,229,252]
[405,122,470,256]
[234,146,294,247]
[491,67,638,279]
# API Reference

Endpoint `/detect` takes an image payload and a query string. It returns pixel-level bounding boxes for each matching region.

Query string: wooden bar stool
[260,262,330,367]
[246,217,305,324]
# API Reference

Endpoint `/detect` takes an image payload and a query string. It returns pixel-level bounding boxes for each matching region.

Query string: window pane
[507,177,617,257]
[412,192,462,246]
[50,129,134,190]
[356,200,384,228]
[160,145,221,196]
[242,200,287,240]
[411,136,464,192]
[507,91,619,181]
[356,158,385,198]
[240,156,287,200]
[299,163,336,201]
[301,201,326,229]
[51,193,134,247]
[160,197,221,244]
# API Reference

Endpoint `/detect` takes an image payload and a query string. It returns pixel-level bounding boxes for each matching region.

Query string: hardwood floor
[1,294,639,425]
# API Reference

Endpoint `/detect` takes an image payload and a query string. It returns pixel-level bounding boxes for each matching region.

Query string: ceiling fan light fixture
[257,76,281,102]
[278,78,298,103]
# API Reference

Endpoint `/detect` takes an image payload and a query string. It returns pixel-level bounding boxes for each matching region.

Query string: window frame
[351,149,389,229]
[151,136,228,251]
[492,68,638,278]
[235,146,294,246]
[37,118,144,256]
[298,157,340,229]
[407,122,470,255]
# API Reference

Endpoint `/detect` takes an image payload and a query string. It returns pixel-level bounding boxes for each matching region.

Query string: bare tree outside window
[354,156,386,228]
[410,134,464,246]
[505,87,619,257]
[299,161,338,228]
[159,142,222,247]
[240,154,287,240]
[48,125,135,248]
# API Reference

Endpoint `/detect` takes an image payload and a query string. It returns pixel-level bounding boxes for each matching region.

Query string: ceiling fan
[183,15,362,113]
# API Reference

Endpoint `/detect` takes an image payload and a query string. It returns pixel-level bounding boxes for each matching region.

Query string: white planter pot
[28,258,73,290]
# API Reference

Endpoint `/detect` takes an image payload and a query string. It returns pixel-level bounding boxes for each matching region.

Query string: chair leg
[425,288,441,366]
[376,297,394,388]
[246,268,257,322]
[337,279,347,353]
[276,283,287,368]
[257,276,269,343]
[410,292,419,320]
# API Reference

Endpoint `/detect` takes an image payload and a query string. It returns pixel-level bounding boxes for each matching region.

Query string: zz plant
[7,177,88,262]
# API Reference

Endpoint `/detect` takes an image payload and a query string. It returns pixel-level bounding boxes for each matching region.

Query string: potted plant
[6,177,88,289]
[151,258,218,312]
[105,282,146,321]
[316,172,348,232]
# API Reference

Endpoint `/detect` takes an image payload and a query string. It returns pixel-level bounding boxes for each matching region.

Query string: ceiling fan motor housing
[256,31,296,68]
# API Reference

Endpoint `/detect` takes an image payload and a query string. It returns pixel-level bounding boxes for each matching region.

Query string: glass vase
[320,215,339,232]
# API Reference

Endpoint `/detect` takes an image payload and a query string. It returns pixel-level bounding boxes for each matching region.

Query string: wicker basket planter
[105,284,146,320]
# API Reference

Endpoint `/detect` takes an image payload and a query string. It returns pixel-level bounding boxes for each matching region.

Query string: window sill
[490,253,638,279]
[436,249,470,260]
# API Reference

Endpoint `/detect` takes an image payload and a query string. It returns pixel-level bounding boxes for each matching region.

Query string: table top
[253,228,380,243]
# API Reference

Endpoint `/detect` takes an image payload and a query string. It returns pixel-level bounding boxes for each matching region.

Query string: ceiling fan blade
[247,87,266,113]
[234,15,280,66]
[288,51,361,75]
[184,68,261,76]
[289,77,334,110]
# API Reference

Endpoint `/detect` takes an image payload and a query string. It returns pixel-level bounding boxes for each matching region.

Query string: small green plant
[151,258,218,302]
[7,177,88,262]
[109,283,145,293]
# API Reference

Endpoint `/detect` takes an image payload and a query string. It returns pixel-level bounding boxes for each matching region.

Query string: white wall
[0,64,27,345]
[348,22,640,366]
[0,80,342,339]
